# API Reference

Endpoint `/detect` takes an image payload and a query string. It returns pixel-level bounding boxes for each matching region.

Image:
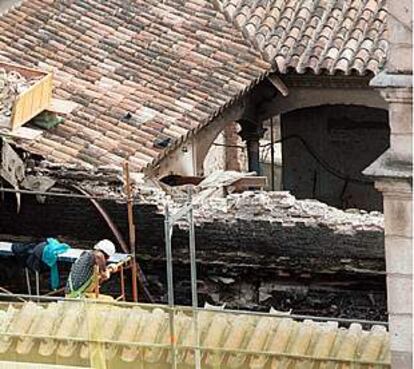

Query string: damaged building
[0,0,412,368]
[0,169,386,320]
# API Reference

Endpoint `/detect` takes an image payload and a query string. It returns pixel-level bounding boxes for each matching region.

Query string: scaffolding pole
[164,202,177,369]
[164,188,201,369]
[123,161,138,302]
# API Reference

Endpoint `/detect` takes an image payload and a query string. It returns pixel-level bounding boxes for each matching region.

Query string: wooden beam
[267,74,289,96]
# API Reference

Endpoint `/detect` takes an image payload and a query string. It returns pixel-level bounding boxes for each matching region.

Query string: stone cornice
[363,149,413,181]
[370,71,413,89]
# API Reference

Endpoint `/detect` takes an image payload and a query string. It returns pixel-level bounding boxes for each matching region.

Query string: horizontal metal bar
[0,293,388,327]
[0,331,390,366]
[0,187,123,201]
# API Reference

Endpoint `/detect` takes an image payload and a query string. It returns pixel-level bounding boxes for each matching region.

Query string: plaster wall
[258,86,387,121]
[203,132,226,175]
[151,102,245,178]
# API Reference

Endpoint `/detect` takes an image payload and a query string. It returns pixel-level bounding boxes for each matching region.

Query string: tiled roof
[0,301,390,367]
[215,0,388,75]
[0,0,388,172]
[0,0,270,171]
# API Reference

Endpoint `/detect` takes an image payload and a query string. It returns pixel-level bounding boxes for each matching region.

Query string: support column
[364,77,412,369]
[238,118,265,174]
[224,122,243,172]
[377,178,412,369]
[363,1,412,366]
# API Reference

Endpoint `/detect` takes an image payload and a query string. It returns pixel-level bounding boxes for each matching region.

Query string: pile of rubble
[178,191,383,234]
[0,68,40,126]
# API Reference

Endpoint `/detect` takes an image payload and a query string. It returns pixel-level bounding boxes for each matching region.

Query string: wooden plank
[0,62,47,78]
[47,98,79,115]
[9,69,53,131]
[226,176,267,192]
[0,126,43,140]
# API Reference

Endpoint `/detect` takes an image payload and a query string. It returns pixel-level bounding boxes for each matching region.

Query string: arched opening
[281,105,389,211]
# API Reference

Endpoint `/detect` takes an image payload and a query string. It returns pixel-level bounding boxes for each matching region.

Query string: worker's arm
[95,253,110,280]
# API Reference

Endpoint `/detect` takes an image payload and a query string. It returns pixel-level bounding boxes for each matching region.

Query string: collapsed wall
[0,188,386,320]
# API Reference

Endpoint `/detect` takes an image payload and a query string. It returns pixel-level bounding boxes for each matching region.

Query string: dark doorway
[281,105,389,211]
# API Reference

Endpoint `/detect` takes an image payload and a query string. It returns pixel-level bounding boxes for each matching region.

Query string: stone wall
[0,190,386,319]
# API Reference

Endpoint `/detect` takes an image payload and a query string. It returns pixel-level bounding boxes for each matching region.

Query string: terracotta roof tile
[0,0,387,172]
[218,0,387,75]
[0,301,390,367]
[0,0,270,171]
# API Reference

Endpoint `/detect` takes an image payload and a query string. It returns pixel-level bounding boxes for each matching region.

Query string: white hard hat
[94,239,116,258]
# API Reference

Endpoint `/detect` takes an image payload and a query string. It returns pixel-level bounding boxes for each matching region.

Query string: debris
[198,171,256,189]
[21,175,55,204]
[0,139,25,212]
[0,68,41,127]
[0,139,25,189]
[210,276,235,285]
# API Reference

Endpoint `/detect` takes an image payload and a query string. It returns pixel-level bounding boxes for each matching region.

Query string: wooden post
[123,161,138,302]
[270,117,275,191]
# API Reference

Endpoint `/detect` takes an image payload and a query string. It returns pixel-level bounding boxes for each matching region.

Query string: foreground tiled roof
[0,301,390,367]
[0,0,270,171]
[215,0,387,75]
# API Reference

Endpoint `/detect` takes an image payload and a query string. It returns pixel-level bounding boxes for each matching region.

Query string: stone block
[383,197,412,238]
[391,350,413,369]
[389,314,413,352]
[390,103,413,135]
[385,236,413,275]
[387,274,412,314]
[387,1,413,74]
[390,134,413,160]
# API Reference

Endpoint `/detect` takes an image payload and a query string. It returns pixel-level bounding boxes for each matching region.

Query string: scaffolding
[164,188,201,369]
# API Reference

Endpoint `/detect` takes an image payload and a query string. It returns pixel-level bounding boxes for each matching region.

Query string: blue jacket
[42,238,70,290]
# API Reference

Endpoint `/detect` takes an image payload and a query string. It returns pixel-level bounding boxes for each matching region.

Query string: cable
[213,135,372,185]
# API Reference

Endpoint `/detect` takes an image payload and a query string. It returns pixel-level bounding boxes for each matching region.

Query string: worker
[65,239,117,298]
